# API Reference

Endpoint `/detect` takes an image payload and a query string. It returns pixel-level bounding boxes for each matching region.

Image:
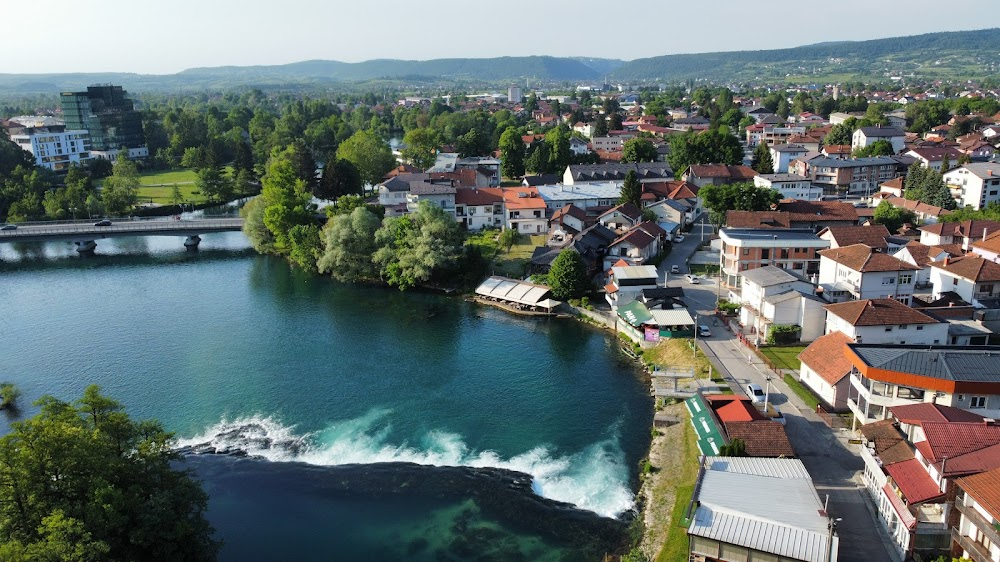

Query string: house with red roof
[686,394,795,457]
[953,466,1000,561]
[454,188,504,231]
[857,404,1000,560]
[817,244,920,304]
[501,187,548,235]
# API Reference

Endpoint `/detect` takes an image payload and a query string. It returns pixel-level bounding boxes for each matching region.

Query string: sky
[4,0,999,75]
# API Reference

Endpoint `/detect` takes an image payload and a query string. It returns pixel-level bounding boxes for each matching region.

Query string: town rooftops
[971,230,1000,254]
[536,182,622,203]
[771,144,808,153]
[740,265,806,287]
[907,145,964,161]
[818,225,891,250]
[957,467,1000,522]
[551,204,587,223]
[930,254,1000,282]
[860,419,915,465]
[858,126,905,137]
[566,162,672,182]
[686,164,757,180]
[777,200,859,221]
[847,344,1000,387]
[757,173,810,182]
[911,421,1000,476]
[719,228,827,246]
[901,241,964,266]
[521,174,560,186]
[610,227,655,250]
[409,182,457,196]
[824,299,940,327]
[610,264,659,282]
[455,188,503,206]
[890,402,986,425]
[599,202,643,222]
[884,458,946,503]
[798,331,854,386]
[501,187,546,210]
[689,457,833,562]
[920,219,1000,239]
[724,421,796,457]
[807,156,899,168]
[951,162,1000,180]
[819,244,919,272]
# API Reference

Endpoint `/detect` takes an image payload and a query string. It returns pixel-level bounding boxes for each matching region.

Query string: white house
[905,146,964,171]
[824,299,948,345]
[930,255,1000,307]
[605,264,660,310]
[797,331,854,411]
[738,266,826,344]
[536,182,622,212]
[944,163,1000,210]
[768,144,809,174]
[920,219,1000,250]
[852,126,906,154]
[893,241,962,288]
[753,173,821,201]
[818,244,920,304]
[569,137,591,156]
[454,188,504,231]
[604,223,666,269]
[9,129,92,172]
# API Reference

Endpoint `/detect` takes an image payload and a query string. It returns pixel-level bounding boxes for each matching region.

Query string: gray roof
[848,344,1000,383]
[720,228,825,242]
[758,173,810,182]
[537,182,621,203]
[690,457,833,562]
[953,162,1000,180]
[741,265,803,287]
[857,126,905,138]
[807,156,899,169]
[567,162,673,182]
[771,144,808,153]
[409,182,456,195]
[764,289,824,305]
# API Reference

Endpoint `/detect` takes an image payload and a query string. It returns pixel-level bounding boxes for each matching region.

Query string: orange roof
[819,244,920,272]
[824,299,939,327]
[885,459,946,504]
[957,467,1000,521]
[715,399,765,423]
[798,331,854,385]
[501,187,547,210]
[931,255,1000,282]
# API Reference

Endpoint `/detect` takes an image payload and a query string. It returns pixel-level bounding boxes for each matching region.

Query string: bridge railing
[0,218,244,238]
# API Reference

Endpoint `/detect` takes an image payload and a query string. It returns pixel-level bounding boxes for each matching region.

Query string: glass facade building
[60,86,144,152]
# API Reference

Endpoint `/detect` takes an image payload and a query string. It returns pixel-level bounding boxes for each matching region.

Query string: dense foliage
[547,249,591,300]
[0,386,219,561]
[904,164,957,210]
[872,200,917,233]
[701,181,782,226]
[667,129,742,176]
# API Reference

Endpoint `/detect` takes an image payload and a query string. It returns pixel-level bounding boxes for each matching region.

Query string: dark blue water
[0,233,652,560]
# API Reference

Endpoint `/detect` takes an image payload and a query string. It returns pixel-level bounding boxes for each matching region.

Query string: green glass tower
[60,85,144,152]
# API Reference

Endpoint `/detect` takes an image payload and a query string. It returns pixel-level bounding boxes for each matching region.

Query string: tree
[853,139,894,158]
[621,138,657,163]
[525,92,538,112]
[100,154,139,216]
[701,181,781,227]
[750,141,774,174]
[719,438,747,457]
[401,128,441,170]
[316,158,363,201]
[336,130,395,190]
[592,117,609,138]
[318,206,383,281]
[373,201,465,290]
[547,249,590,300]
[525,143,550,175]
[498,127,526,179]
[0,382,19,410]
[0,386,219,560]
[195,166,234,202]
[499,228,521,253]
[545,126,571,174]
[287,140,318,190]
[619,170,642,206]
[872,200,917,234]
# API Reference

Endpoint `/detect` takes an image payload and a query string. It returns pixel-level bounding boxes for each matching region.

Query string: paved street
[657,224,896,562]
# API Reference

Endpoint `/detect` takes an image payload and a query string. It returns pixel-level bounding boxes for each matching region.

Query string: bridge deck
[0,218,244,243]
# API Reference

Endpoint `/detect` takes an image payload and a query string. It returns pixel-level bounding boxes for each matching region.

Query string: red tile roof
[860,419,915,465]
[714,399,766,423]
[610,227,655,250]
[455,187,503,206]
[818,225,891,249]
[885,459,945,503]
[890,403,986,425]
[777,200,859,221]
[920,220,1000,239]
[819,244,920,272]
[797,331,854,385]
[725,211,792,229]
[501,187,547,210]
[930,255,1000,282]
[723,421,796,457]
[824,299,939,327]
[916,421,1000,476]
[687,164,758,180]
[882,483,918,529]
[957,467,1000,521]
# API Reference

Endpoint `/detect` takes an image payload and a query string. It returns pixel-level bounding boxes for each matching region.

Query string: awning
[650,308,695,327]
[618,300,654,327]
[882,484,917,530]
[685,394,725,456]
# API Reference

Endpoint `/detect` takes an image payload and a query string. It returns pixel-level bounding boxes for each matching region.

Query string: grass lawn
[688,263,720,277]
[135,184,208,205]
[494,234,546,278]
[651,406,702,562]
[760,345,806,371]
[645,339,713,379]
[783,373,822,410]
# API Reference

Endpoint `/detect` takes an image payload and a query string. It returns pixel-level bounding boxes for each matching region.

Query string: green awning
[617,300,654,327]
[685,394,725,456]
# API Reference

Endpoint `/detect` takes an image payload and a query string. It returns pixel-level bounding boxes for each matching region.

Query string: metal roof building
[688,457,839,562]
[474,276,560,311]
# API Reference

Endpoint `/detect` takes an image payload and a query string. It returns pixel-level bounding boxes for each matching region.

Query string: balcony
[850,375,923,410]
[956,495,1000,550]
[951,529,995,562]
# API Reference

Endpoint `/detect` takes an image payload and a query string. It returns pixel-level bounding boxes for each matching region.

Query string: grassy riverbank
[638,402,701,561]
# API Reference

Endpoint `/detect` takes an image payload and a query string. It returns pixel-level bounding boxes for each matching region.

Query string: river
[0,232,652,561]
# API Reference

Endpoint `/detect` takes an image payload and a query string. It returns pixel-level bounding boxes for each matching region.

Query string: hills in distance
[1,28,997,94]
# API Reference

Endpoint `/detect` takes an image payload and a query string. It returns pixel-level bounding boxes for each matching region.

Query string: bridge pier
[75,240,96,253]
[184,235,201,250]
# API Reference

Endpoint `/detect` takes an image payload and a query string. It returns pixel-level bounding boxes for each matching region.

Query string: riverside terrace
[0,217,244,252]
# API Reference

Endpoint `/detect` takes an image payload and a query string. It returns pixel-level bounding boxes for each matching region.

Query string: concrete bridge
[0,217,244,252]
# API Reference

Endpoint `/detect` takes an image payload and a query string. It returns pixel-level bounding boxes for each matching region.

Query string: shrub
[766,324,799,345]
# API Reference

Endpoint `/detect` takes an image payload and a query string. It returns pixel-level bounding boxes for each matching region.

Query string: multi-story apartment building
[9,129,91,171]
[718,228,829,289]
[794,156,900,196]
[953,467,1000,562]
[59,85,147,160]
[753,173,822,200]
[817,244,920,304]
[454,188,504,231]
[944,163,1000,210]
[769,144,809,173]
[737,266,825,344]
[930,255,1000,308]
[852,125,906,154]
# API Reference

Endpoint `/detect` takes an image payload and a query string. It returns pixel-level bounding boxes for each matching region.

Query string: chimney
[985,227,989,242]
[943,257,951,267]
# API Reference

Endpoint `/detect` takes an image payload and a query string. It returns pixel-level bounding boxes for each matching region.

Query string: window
[885,327,893,332]
[917,326,924,331]
[899,274,913,285]
[882,277,895,285]
[743,248,750,255]
[954,278,959,286]
[899,325,907,329]
[971,396,987,409]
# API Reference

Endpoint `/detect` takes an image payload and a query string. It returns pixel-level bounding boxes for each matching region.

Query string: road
[659,222,896,562]
[0,218,244,242]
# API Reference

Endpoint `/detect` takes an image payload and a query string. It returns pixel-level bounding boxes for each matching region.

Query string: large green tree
[621,138,657,163]
[619,170,642,206]
[750,141,774,174]
[317,158,363,201]
[317,205,382,282]
[668,129,743,176]
[100,154,140,216]
[547,249,590,300]
[336,130,396,190]
[373,201,465,290]
[401,128,441,170]
[498,127,526,179]
[195,166,234,202]
[0,386,219,561]
[873,200,917,234]
[242,146,316,261]
[701,181,782,227]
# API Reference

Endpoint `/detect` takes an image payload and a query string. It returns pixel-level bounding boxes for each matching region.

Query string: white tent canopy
[475,276,561,309]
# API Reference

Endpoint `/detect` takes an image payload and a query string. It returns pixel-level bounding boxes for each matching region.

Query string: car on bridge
[1,224,16,230]
[94,220,112,227]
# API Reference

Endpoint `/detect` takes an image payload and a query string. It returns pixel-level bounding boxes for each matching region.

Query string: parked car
[745,383,765,403]
[698,325,711,338]
[0,224,16,230]
[685,274,699,284]
[94,219,112,227]
[673,234,686,243]
[670,265,680,274]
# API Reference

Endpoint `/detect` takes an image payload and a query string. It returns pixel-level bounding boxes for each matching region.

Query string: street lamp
[764,374,772,413]
[693,313,699,358]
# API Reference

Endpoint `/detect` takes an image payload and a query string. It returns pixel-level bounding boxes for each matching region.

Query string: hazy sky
[5,0,999,75]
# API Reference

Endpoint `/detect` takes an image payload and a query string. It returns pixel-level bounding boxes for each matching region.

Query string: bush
[766,324,799,345]
[717,299,740,314]
[0,383,19,410]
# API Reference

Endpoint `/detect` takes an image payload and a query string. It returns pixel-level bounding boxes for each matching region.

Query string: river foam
[176,409,635,519]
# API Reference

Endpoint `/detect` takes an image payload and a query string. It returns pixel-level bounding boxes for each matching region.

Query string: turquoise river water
[0,232,653,561]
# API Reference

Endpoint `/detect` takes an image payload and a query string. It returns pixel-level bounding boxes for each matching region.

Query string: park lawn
[645,339,713,379]
[493,234,546,278]
[136,184,208,205]
[760,345,806,371]
[136,168,199,185]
